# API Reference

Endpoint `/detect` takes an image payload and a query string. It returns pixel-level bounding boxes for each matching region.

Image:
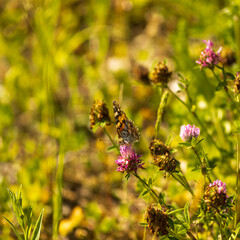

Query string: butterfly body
[113,100,140,145]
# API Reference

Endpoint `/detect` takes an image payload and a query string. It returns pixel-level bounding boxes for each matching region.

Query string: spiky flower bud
[149,139,170,158]
[89,100,111,129]
[132,64,150,85]
[204,180,228,210]
[150,62,171,85]
[145,204,169,236]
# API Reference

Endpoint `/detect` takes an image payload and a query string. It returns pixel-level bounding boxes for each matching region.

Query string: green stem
[205,217,215,239]
[192,147,212,183]
[235,134,240,228]
[215,213,225,240]
[212,69,233,101]
[132,173,163,205]
[103,127,119,153]
[167,86,220,151]
[172,173,194,195]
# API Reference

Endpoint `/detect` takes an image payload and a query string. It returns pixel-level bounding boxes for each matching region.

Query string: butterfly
[113,100,140,145]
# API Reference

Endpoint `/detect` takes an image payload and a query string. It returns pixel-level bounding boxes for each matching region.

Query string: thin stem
[212,69,233,101]
[172,173,194,195]
[192,147,212,183]
[103,127,119,152]
[235,134,240,228]
[132,173,163,205]
[214,213,225,240]
[205,217,215,239]
[167,85,189,109]
[167,86,220,151]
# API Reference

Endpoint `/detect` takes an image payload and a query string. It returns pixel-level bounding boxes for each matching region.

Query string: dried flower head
[204,180,228,210]
[196,40,222,69]
[154,153,176,177]
[149,139,170,158]
[180,124,200,142]
[145,204,169,236]
[132,64,150,85]
[115,145,144,173]
[89,100,111,129]
[150,62,172,85]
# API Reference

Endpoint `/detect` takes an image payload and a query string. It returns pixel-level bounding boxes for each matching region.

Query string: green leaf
[138,189,149,198]
[168,217,174,230]
[91,122,101,133]
[229,225,240,240]
[196,138,204,145]
[31,209,44,240]
[7,188,25,232]
[169,237,179,240]
[125,173,130,181]
[139,222,148,226]
[184,201,190,226]
[178,142,191,147]
[3,216,24,240]
[25,207,33,239]
[178,83,185,91]
[226,72,235,80]
[169,148,177,154]
[107,145,117,151]
[148,177,153,187]
[168,208,184,215]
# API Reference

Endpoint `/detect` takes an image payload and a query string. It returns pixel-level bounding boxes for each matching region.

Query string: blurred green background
[0,0,239,239]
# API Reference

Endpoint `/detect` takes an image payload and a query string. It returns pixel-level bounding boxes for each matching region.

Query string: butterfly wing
[113,100,140,145]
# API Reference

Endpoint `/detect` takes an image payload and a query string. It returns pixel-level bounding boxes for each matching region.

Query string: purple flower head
[180,124,200,142]
[196,40,222,69]
[209,179,228,196]
[115,145,144,173]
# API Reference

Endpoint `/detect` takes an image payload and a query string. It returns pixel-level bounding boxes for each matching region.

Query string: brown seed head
[150,62,171,85]
[89,100,111,129]
[145,204,169,236]
[154,153,176,176]
[149,139,170,157]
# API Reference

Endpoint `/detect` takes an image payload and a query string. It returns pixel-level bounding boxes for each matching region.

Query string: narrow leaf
[31,209,44,240]
[184,201,190,226]
[107,145,117,151]
[148,177,153,186]
[168,208,184,215]
[138,189,149,198]
[139,222,148,226]
[3,216,23,240]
